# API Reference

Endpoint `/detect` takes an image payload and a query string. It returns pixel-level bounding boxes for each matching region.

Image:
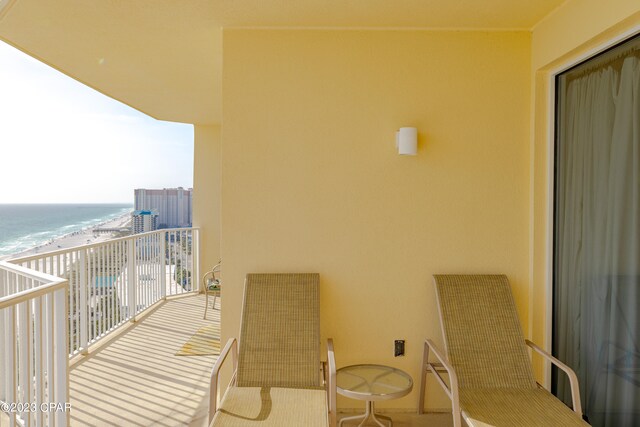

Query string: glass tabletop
[336,364,413,401]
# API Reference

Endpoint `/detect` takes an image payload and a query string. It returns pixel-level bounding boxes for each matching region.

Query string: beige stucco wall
[218,29,531,410]
[193,124,221,273]
[529,0,640,381]
[192,3,640,408]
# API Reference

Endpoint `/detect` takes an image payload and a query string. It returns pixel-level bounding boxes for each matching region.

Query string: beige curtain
[555,54,640,427]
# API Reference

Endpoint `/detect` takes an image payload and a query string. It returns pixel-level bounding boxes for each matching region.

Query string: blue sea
[0,204,133,257]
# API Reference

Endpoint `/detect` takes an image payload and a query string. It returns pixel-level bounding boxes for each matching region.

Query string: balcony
[0,228,217,427]
[68,294,217,426]
[0,230,453,427]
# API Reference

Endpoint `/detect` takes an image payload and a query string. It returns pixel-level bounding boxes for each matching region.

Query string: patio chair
[418,274,589,427]
[203,261,221,319]
[209,273,337,427]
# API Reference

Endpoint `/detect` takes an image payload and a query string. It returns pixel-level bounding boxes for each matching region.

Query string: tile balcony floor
[69,294,218,427]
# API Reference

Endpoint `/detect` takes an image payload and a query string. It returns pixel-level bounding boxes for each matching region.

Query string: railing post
[160,232,167,300]
[194,229,200,293]
[18,283,31,426]
[5,303,17,427]
[45,294,54,417]
[0,269,5,403]
[79,249,89,355]
[54,286,69,427]
[128,239,137,322]
[33,295,43,427]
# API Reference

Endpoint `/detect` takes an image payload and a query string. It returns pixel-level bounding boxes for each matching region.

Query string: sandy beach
[1,213,132,261]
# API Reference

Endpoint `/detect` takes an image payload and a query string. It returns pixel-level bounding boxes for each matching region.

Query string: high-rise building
[132,210,158,234]
[134,188,192,228]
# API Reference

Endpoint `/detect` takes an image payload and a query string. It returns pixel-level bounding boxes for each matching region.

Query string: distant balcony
[0,228,216,427]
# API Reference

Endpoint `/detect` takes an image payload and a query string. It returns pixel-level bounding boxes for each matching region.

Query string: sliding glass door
[553,35,640,427]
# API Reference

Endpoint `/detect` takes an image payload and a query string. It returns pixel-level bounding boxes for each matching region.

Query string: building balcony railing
[0,228,201,427]
[0,262,69,427]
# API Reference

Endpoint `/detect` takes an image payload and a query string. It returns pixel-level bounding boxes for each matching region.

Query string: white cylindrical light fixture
[396,127,418,155]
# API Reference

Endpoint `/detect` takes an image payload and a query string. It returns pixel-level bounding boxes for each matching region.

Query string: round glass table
[336,364,413,427]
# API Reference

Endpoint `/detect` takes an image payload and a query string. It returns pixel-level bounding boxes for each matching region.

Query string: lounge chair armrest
[525,339,583,416]
[425,339,459,400]
[419,339,460,426]
[327,338,337,427]
[209,338,238,423]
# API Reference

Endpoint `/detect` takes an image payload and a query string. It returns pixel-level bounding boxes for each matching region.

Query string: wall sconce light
[396,127,418,155]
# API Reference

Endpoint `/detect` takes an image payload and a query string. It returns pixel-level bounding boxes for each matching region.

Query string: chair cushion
[211,386,328,427]
[460,388,589,427]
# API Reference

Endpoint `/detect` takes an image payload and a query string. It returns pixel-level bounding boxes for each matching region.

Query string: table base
[338,401,392,427]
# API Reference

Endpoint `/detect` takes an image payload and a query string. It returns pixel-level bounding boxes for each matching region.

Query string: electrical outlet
[394,339,405,357]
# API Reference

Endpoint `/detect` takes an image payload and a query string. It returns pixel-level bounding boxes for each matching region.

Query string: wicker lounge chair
[209,273,336,427]
[418,274,589,427]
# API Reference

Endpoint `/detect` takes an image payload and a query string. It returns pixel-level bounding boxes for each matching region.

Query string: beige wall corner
[221,29,531,411]
[529,0,640,383]
[193,124,221,273]
[532,0,640,71]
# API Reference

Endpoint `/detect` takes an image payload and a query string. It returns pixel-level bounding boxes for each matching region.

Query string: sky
[0,41,194,204]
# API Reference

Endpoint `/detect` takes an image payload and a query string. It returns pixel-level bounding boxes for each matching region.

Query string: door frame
[543,24,640,389]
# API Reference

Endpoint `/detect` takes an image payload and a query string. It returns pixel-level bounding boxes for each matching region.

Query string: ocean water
[0,204,133,256]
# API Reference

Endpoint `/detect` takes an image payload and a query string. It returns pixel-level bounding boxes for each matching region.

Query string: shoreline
[0,212,132,261]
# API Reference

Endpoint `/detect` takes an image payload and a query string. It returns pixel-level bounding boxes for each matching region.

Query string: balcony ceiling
[0,0,565,125]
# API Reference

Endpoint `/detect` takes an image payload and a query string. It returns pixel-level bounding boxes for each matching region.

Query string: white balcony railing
[0,261,69,427]
[8,228,200,357]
